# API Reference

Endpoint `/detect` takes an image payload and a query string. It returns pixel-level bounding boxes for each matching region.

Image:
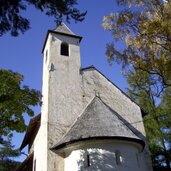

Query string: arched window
[61,42,69,56]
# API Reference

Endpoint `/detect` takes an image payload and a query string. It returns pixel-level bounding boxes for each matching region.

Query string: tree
[103,0,171,96]
[0,69,41,169]
[0,138,21,171]
[0,0,86,37]
[126,70,171,169]
[102,0,171,168]
[0,69,41,138]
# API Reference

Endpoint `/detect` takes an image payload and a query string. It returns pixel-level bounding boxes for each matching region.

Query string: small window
[84,150,90,167]
[61,42,69,56]
[115,150,122,165]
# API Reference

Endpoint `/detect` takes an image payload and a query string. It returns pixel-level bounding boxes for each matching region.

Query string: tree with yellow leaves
[103,0,171,169]
[103,0,171,96]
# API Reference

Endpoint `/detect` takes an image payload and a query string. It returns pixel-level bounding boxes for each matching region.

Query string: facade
[17,24,153,171]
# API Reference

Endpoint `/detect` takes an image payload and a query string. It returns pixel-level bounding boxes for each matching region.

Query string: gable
[81,66,147,117]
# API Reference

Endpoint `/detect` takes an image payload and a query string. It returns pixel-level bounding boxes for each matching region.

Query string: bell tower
[41,23,83,170]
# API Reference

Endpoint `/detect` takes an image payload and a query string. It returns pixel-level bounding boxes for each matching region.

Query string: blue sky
[0,0,128,161]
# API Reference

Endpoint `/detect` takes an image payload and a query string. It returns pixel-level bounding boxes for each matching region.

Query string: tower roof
[54,23,76,35]
[42,23,82,53]
[52,97,145,151]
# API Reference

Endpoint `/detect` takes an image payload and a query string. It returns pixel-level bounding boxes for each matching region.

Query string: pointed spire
[54,23,76,36]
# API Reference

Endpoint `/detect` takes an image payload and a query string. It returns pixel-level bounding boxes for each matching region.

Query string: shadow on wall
[77,149,124,171]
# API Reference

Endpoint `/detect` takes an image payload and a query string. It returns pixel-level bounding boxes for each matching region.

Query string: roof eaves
[20,114,41,150]
[15,152,33,171]
[52,136,145,153]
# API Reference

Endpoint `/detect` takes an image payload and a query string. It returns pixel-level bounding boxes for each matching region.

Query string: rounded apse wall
[63,139,145,171]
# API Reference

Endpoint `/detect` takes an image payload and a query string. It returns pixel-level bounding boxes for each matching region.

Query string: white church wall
[31,34,51,171]
[41,34,51,125]
[48,33,83,145]
[32,125,48,171]
[44,33,84,171]
[64,140,146,171]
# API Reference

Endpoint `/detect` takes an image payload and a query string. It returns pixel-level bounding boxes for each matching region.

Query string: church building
[17,23,153,171]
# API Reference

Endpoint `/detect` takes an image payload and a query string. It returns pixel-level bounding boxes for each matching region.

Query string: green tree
[103,0,171,95]
[0,138,21,171]
[102,0,171,168]
[127,70,171,169]
[0,69,41,138]
[0,0,86,36]
[0,69,41,169]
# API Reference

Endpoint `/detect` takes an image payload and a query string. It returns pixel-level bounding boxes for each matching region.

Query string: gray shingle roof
[54,23,75,35]
[52,96,144,150]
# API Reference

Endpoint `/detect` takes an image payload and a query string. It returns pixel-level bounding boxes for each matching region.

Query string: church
[16,23,153,171]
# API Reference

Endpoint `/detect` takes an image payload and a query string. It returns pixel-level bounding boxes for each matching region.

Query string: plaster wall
[31,35,51,171]
[64,140,147,171]
[41,34,51,124]
[44,33,84,171]
[47,33,83,145]
[32,124,48,171]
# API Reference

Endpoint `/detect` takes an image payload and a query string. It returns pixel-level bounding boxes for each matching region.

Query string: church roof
[15,152,33,171]
[20,114,41,150]
[52,96,145,151]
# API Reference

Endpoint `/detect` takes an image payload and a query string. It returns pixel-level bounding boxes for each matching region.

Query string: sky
[0,0,128,161]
